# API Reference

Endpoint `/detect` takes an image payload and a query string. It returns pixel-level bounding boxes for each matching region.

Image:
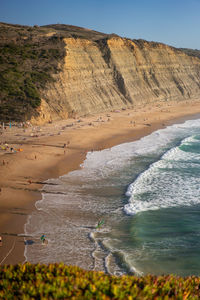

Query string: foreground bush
[0,263,200,299]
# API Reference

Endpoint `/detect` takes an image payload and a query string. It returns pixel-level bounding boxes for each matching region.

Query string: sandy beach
[1,99,200,265]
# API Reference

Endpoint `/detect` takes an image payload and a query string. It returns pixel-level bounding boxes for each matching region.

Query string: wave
[124,135,200,215]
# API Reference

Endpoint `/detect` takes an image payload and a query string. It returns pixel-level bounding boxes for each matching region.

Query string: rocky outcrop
[36,37,200,123]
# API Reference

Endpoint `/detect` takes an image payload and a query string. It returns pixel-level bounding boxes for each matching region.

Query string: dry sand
[1,99,200,265]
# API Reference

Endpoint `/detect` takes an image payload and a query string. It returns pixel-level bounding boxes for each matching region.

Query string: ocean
[25,116,200,276]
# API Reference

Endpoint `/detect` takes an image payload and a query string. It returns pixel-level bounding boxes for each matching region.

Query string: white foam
[125,135,200,215]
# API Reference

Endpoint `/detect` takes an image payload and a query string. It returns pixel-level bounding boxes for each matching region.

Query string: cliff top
[0,22,119,43]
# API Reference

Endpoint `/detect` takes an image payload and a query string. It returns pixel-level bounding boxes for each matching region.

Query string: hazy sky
[1,0,200,49]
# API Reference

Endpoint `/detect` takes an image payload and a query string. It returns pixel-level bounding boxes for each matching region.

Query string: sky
[1,0,200,49]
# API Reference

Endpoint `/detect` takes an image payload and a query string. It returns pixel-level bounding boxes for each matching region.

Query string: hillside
[0,22,200,123]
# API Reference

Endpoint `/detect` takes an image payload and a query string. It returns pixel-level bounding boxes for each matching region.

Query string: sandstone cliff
[39,37,200,123]
[1,23,200,123]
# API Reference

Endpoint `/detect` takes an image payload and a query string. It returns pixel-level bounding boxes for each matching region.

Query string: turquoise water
[25,116,200,276]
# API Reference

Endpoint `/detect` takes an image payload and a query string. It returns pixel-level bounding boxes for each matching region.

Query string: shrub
[0,264,200,299]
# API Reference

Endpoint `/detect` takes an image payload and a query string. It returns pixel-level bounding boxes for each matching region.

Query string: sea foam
[124,134,200,215]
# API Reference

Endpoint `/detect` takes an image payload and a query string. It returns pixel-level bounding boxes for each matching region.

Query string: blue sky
[1,0,200,49]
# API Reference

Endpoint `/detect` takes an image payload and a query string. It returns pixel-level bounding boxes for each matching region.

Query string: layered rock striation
[39,37,200,123]
[1,23,200,123]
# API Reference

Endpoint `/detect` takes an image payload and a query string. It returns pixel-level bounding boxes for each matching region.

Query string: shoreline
[1,99,200,265]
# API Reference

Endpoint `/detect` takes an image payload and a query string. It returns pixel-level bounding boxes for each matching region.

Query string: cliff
[1,23,200,123]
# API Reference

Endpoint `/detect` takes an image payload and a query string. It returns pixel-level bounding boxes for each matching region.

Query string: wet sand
[1,99,200,265]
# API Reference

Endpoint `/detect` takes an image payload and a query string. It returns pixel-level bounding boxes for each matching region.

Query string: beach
[1,99,200,266]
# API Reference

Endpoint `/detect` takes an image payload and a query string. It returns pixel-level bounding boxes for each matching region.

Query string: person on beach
[40,234,48,245]
[0,236,2,246]
[40,235,46,244]
[96,219,104,229]
[63,141,70,148]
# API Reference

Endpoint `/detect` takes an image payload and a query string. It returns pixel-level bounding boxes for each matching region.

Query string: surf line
[0,238,16,265]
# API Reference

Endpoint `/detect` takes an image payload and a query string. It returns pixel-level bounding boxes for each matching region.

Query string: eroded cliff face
[33,37,200,123]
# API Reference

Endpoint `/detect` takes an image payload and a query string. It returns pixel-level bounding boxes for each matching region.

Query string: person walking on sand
[96,219,104,229]
[0,236,2,246]
[40,235,45,243]
[40,234,48,245]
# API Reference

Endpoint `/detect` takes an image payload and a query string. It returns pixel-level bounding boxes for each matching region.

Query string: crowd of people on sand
[0,142,23,155]
[0,121,32,131]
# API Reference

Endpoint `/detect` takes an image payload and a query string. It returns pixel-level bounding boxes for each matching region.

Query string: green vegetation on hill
[0,23,66,122]
[1,263,200,299]
[179,48,200,60]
